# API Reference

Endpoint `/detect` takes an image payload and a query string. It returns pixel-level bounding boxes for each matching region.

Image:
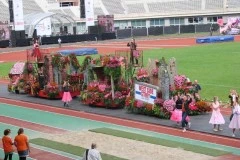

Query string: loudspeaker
[64,26,68,34]
[80,0,85,18]
[33,29,37,39]
[60,26,63,34]
[73,26,76,35]
[10,30,16,47]
[88,25,105,34]
[8,0,14,23]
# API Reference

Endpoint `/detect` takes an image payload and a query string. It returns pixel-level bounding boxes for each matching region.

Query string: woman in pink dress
[229,101,240,137]
[33,40,41,60]
[209,96,225,131]
[62,80,72,107]
[170,95,182,124]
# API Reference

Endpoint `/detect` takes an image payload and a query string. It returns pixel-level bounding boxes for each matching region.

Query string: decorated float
[20,48,97,99]
[8,62,28,94]
[80,48,143,108]
[125,57,211,119]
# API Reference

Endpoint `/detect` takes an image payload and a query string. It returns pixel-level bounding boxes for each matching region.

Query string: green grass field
[0,42,239,101]
[143,42,240,102]
[90,128,229,157]
[30,138,126,160]
[0,62,14,79]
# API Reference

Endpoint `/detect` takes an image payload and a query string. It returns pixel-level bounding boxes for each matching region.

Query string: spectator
[58,38,62,48]
[2,129,14,160]
[82,143,102,160]
[182,94,192,132]
[14,128,30,160]
[192,80,201,94]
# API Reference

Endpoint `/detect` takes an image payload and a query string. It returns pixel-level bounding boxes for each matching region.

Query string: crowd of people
[170,83,240,137]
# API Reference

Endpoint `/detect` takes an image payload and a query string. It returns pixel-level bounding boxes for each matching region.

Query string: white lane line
[0,115,68,132]
[1,98,239,144]
[31,144,78,160]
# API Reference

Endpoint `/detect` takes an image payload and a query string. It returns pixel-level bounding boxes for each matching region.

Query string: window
[170,18,184,25]
[131,20,146,28]
[114,21,128,29]
[150,19,165,27]
[188,17,203,24]
[207,16,222,23]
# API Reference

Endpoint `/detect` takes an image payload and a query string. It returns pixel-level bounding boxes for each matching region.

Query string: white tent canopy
[24,12,76,38]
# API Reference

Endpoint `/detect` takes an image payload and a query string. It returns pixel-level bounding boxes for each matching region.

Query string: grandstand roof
[24,12,76,38]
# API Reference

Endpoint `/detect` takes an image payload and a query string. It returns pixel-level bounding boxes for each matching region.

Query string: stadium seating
[0,1,9,21]
[102,0,125,14]
[94,7,105,16]
[127,3,146,14]
[227,0,240,9]
[205,0,223,10]
[22,0,44,15]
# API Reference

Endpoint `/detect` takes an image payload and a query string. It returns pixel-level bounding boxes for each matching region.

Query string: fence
[116,24,219,39]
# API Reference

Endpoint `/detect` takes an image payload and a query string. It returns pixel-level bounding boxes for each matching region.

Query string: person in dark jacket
[182,94,192,132]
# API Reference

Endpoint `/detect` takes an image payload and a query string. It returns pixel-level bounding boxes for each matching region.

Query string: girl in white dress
[209,96,225,131]
[229,101,240,137]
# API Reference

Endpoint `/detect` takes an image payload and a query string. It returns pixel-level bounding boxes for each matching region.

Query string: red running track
[0,97,240,149]
[0,141,73,160]
[0,116,67,134]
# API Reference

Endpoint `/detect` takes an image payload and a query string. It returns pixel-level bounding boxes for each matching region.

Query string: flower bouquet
[163,99,175,112]
[69,54,81,70]
[133,50,140,59]
[45,82,59,99]
[136,68,150,83]
[174,75,186,88]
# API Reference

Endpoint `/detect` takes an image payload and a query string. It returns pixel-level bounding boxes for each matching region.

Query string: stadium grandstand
[0,0,238,47]
[0,0,239,32]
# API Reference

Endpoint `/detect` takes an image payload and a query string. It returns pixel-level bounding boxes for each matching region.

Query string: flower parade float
[125,57,211,119]
[80,55,130,108]
[8,62,28,94]
[21,48,97,99]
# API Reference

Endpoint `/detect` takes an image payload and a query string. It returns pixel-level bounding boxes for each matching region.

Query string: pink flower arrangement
[106,57,121,68]
[119,56,126,66]
[163,99,175,112]
[189,102,198,111]
[174,75,186,88]
[151,68,158,77]
[136,100,144,108]
[98,84,107,92]
[133,50,140,59]
[154,98,164,106]
[137,68,149,79]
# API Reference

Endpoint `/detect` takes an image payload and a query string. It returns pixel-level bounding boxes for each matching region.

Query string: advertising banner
[13,0,24,31]
[97,15,114,32]
[0,24,10,40]
[134,82,157,104]
[85,0,94,27]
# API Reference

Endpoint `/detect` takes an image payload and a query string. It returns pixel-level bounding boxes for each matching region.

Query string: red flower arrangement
[45,82,59,98]
[136,68,150,83]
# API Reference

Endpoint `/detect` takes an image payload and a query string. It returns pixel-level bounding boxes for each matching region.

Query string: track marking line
[1,98,240,147]
[0,115,69,132]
